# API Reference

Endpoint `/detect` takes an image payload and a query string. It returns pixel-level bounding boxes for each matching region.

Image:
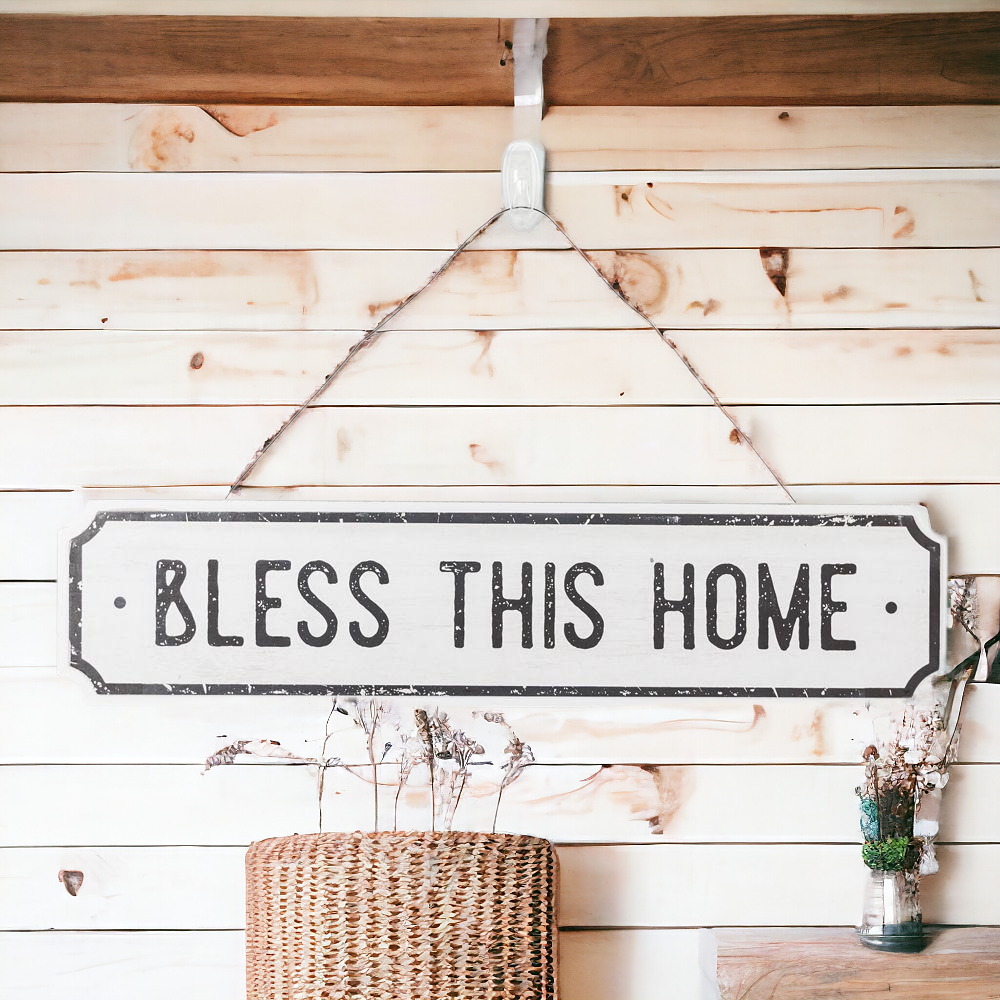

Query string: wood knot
[58,870,84,896]
[759,247,789,297]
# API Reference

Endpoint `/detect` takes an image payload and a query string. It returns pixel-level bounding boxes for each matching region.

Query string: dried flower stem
[352,700,391,832]
[394,732,428,832]
[475,712,534,835]
[414,710,436,833]
[440,727,484,831]
[492,785,504,836]
[369,728,379,831]
[317,699,341,832]
[393,777,404,832]
[449,770,468,829]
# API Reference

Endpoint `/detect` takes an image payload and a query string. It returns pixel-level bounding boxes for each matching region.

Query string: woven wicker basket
[246,831,558,1000]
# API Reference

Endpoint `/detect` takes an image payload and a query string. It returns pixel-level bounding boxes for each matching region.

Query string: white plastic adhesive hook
[501,140,545,232]
[502,18,548,232]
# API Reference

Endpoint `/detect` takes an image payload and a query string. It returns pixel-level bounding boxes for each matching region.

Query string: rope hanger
[228,203,794,501]
[228,16,793,502]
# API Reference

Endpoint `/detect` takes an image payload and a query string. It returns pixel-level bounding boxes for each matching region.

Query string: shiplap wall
[2,101,1000,1000]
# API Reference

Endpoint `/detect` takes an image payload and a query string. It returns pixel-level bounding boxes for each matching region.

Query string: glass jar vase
[858,868,925,953]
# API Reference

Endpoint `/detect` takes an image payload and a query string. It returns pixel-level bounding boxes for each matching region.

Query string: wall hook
[502,18,548,232]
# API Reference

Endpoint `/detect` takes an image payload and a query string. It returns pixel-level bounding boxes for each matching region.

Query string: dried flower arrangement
[204,698,535,836]
[857,701,959,877]
[855,577,1000,951]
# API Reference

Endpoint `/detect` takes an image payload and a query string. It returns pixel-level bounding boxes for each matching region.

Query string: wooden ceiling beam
[0,13,997,105]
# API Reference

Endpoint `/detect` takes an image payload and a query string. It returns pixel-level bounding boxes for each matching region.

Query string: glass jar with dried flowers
[856,693,962,951]
[855,577,1000,953]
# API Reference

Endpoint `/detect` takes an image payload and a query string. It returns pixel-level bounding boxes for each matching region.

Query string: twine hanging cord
[228,207,794,502]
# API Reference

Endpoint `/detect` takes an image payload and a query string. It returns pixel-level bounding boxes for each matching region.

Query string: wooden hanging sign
[62,503,945,698]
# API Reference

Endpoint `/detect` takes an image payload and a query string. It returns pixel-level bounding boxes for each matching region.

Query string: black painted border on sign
[67,510,941,698]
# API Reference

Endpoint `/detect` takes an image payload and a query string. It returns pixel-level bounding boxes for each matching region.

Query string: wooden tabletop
[717,926,1000,999]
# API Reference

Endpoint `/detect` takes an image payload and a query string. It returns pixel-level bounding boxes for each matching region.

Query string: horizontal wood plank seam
[2,401,999,408]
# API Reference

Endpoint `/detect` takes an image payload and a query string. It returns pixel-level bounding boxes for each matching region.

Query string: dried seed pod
[204,739,297,772]
[414,709,434,756]
[474,710,507,725]
[428,710,454,759]
[204,739,254,770]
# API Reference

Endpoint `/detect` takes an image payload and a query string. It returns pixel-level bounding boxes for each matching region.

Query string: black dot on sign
[114,596,126,609]
[885,601,898,614]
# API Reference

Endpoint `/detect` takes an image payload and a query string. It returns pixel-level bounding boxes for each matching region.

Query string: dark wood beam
[546,14,1000,106]
[0,14,997,106]
[0,16,515,105]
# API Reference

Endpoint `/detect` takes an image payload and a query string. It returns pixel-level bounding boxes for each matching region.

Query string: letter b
[155,559,196,646]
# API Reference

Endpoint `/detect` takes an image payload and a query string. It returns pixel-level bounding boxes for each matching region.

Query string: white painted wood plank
[5,328,1000,406]
[0,927,718,1000]
[939,764,1000,840]
[2,171,996,250]
[0,764,312,847]
[0,669,786,765]
[560,929,718,1000]
[3,924,995,1000]
[3,249,995,332]
[0,490,74,579]
[0,930,245,1000]
[0,583,55,666]
[5,667,1000,765]
[0,761,993,846]
[0,847,247,930]
[557,843,1000,927]
[5,485,1000,580]
[0,907,711,1000]
[1,844,996,930]
[919,843,1000,932]
[0,762,865,846]
[5,105,999,173]
[3,403,1000,488]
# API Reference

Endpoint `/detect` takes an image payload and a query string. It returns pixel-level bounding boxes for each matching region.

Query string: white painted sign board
[63,503,945,697]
